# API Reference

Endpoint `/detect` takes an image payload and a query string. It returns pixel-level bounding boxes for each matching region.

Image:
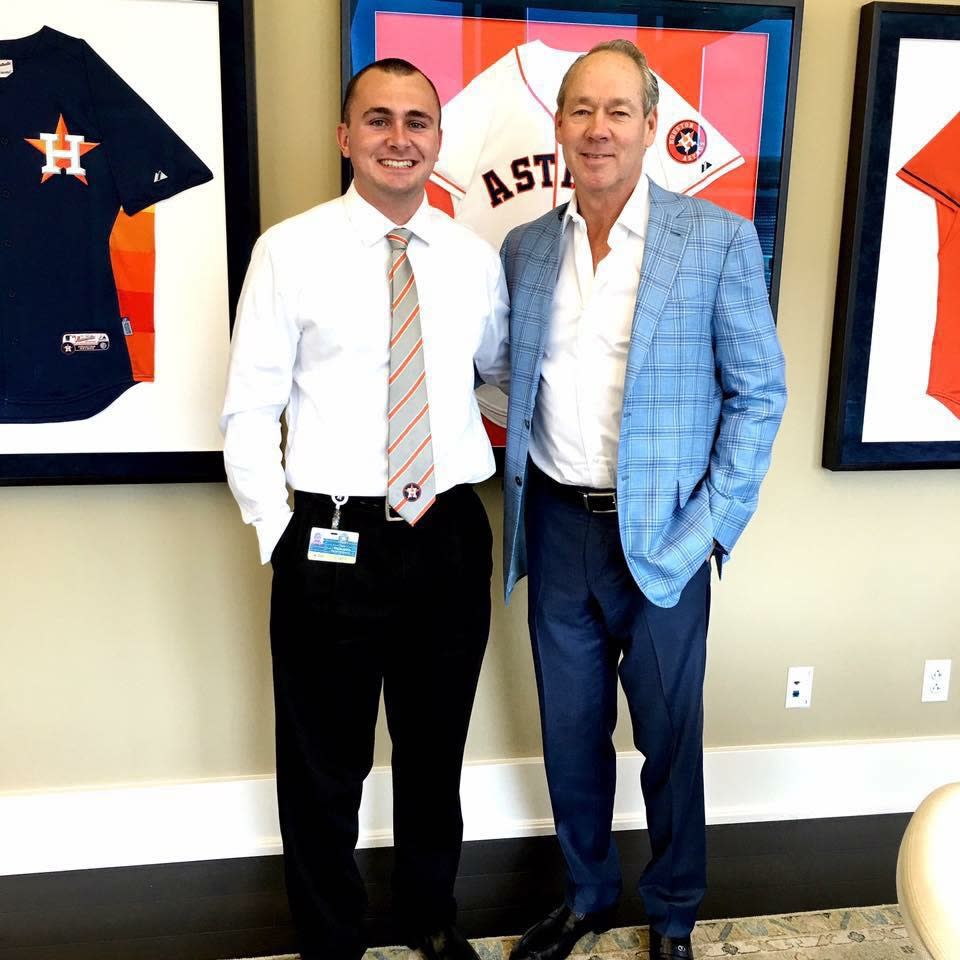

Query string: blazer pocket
[677,469,705,510]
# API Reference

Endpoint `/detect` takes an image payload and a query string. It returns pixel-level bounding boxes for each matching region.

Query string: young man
[501,40,786,960]
[221,59,509,960]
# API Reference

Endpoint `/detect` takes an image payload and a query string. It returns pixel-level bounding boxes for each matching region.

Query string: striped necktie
[386,228,436,523]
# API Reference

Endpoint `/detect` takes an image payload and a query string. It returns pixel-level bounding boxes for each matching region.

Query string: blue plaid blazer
[501,181,786,608]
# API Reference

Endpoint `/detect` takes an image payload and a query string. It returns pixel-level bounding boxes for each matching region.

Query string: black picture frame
[341,0,803,316]
[0,0,258,485]
[823,2,960,470]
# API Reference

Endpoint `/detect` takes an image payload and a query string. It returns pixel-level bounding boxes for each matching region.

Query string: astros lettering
[482,155,576,208]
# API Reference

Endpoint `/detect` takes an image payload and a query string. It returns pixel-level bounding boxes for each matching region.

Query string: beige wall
[2,0,959,795]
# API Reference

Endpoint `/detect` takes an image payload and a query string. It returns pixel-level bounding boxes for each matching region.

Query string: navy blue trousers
[525,469,710,938]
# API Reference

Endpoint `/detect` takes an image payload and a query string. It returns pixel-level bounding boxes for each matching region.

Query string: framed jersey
[824,2,960,470]
[342,0,802,305]
[343,0,802,447]
[0,0,257,484]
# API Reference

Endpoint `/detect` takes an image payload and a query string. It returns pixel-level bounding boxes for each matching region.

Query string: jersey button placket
[0,111,10,405]
[0,209,8,399]
[0,135,12,254]
[0,128,9,261]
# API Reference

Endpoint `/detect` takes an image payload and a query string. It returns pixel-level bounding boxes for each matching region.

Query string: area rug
[231,904,915,959]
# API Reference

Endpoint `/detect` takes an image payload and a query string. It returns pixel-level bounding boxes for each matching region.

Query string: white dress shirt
[221,184,510,563]
[529,175,650,489]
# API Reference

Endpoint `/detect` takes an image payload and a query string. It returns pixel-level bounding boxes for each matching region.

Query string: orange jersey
[897,111,960,419]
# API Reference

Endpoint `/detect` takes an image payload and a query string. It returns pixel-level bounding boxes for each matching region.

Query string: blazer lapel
[624,184,690,388]
[520,207,565,360]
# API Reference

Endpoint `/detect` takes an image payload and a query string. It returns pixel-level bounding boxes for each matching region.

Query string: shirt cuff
[256,510,294,565]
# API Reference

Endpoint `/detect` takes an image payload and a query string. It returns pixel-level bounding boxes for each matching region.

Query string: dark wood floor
[0,813,910,960]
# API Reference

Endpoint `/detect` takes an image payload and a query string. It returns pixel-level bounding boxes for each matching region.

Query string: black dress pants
[269,485,492,960]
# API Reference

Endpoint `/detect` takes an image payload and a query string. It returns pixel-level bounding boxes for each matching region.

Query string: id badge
[307,527,359,564]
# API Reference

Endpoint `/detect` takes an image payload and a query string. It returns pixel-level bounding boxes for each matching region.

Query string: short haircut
[341,58,442,125]
[556,39,660,117]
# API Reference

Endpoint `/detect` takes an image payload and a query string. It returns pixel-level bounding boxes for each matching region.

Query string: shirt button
[523,418,530,429]
[0,137,8,146]
[515,475,522,486]
[2,239,10,248]
[7,289,16,298]
[0,189,10,200]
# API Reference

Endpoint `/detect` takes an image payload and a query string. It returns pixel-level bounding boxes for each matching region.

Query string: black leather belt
[530,463,617,514]
[294,484,467,520]
[295,490,403,520]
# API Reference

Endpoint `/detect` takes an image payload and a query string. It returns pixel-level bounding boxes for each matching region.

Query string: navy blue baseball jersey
[0,26,213,423]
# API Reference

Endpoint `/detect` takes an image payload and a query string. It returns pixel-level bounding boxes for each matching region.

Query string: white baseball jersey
[430,40,745,251]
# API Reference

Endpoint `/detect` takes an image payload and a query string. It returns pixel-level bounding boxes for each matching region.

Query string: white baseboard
[2,737,958,877]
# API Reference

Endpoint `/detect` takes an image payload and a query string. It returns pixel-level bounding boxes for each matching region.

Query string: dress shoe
[649,929,694,959]
[509,903,616,960]
[410,923,481,960]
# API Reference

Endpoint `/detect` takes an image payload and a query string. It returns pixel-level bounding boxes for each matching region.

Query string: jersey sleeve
[647,72,744,196]
[430,60,501,202]
[897,112,960,212]
[82,41,214,216]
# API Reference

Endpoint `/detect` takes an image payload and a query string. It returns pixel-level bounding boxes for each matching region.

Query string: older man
[222,59,509,960]
[501,40,786,960]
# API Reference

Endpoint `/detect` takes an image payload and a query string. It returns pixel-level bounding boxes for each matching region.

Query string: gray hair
[556,39,660,117]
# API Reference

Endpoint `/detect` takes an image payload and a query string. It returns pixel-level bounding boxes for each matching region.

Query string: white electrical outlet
[921,659,951,703]
[785,666,814,709]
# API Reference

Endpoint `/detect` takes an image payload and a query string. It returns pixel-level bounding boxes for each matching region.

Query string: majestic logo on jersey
[482,154,575,208]
[61,333,110,354]
[154,171,168,183]
[25,114,100,185]
[666,121,707,164]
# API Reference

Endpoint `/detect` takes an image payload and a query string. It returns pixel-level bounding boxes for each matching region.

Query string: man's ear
[336,122,350,158]
[645,106,658,147]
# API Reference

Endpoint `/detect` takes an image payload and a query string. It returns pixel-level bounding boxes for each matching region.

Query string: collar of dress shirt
[342,181,438,248]
[562,173,650,244]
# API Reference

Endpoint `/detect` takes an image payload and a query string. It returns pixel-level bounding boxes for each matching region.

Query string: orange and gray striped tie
[386,228,436,523]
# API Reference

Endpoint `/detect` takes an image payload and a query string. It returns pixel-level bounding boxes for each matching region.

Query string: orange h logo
[25,114,100,185]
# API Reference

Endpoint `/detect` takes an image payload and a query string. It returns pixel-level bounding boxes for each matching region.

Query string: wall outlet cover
[922,659,951,703]
[786,666,814,709]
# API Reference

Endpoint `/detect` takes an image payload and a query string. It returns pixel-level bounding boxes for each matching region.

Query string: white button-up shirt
[221,184,510,562]
[529,175,650,489]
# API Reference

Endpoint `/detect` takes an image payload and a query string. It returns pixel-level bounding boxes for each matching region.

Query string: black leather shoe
[410,923,481,960]
[649,929,694,959]
[509,903,617,960]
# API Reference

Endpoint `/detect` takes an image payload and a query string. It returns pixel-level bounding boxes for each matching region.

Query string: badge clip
[331,494,348,530]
